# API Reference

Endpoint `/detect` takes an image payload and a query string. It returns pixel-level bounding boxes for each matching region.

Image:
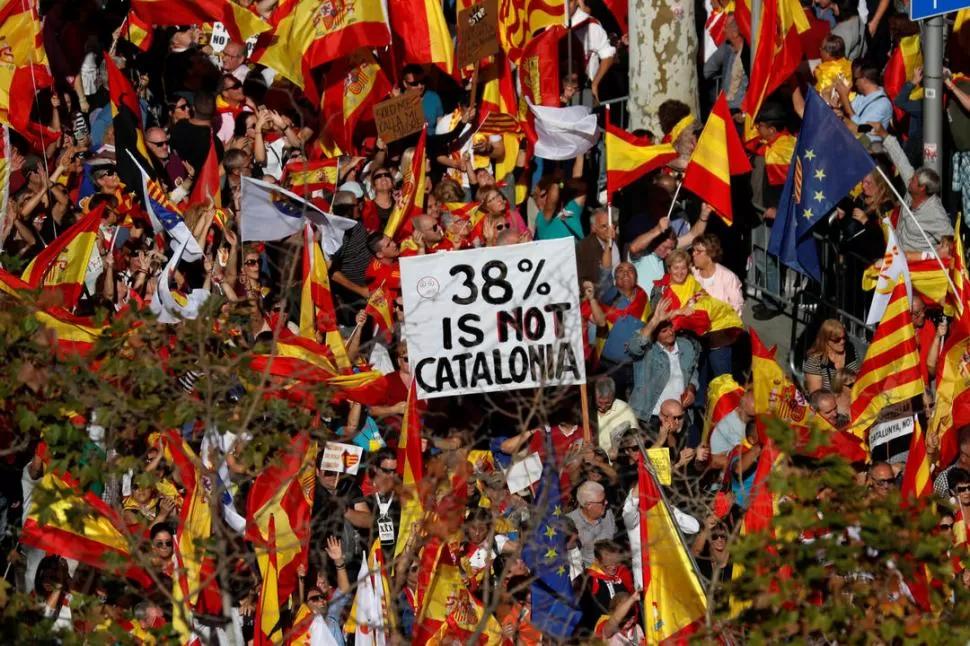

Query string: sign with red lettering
[400,239,586,399]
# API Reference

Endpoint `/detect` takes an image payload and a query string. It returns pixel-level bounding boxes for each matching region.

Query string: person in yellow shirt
[814,35,854,106]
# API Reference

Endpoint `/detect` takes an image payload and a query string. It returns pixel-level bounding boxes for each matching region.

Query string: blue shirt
[850,89,893,140]
[598,268,645,363]
[814,6,836,27]
[422,90,445,129]
[535,199,584,240]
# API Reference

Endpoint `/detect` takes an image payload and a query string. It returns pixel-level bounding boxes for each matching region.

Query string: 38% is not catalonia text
[447,258,551,306]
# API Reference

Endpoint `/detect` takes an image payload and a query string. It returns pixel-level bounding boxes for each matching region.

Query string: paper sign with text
[400,238,586,399]
[320,442,364,475]
[373,91,425,143]
[646,448,672,486]
[506,453,543,494]
[457,0,500,68]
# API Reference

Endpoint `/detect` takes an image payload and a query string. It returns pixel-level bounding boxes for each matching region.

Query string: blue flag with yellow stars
[768,87,875,282]
[521,461,581,639]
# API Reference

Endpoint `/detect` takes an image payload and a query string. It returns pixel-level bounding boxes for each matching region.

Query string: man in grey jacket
[872,123,953,253]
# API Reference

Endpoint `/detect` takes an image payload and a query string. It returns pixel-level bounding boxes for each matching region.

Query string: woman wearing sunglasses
[292,536,352,645]
[470,188,530,247]
[803,319,859,393]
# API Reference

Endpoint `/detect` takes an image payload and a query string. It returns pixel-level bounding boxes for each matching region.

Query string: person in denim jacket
[625,298,701,424]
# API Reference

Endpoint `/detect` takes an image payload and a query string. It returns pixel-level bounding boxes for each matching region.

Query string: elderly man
[566,481,616,568]
[595,377,639,459]
[868,461,897,500]
[625,298,700,424]
[930,425,970,497]
[809,388,844,428]
[576,207,620,286]
[595,262,650,399]
[222,41,250,84]
[871,124,953,254]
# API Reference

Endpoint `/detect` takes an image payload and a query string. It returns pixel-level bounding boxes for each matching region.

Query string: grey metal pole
[567,4,575,106]
[922,16,945,175]
[749,0,762,75]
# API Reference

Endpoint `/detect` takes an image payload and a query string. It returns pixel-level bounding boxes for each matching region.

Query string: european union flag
[768,87,875,282]
[521,461,581,640]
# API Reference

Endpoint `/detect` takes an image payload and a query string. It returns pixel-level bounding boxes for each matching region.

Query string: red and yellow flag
[864,256,950,314]
[124,11,154,52]
[222,0,272,43]
[165,431,213,608]
[605,116,677,203]
[740,0,809,140]
[637,455,706,642]
[928,300,970,471]
[284,159,338,197]
[884,34,923,123]
[387,0,454,76]
[20,472,153,588]
[316,50,392,156]
[848,275,924,438]
[656,274,743,336]
[900,417,933,504]
[0,266,28,297]
[365,286,395,332]
[255,0,390,92]
[479,53,521,182]
[701,374,744,445]
[384,126,428,240]
[22,205,103,310]
[247,432,317,619]
[395,383,424,558]
[254,514,281,646]
[682,92,752,225]
[300,222,351,370]
[189,133,222,207]
[518,25,565,141]
[34,308,105,358]
[951,212,968,315]
[763,132,797,186]
[130,0,223,25]
[0,0,48,137]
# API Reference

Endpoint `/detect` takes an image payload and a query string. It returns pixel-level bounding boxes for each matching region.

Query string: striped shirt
[331,223,370,286]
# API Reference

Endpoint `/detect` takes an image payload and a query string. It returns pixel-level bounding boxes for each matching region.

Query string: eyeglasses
[585,499,606,507]
[171,102,190,111]
[940,523,955,530]
[95,169,118,178]
[153,540,173,548]
[872,477,895,486]
[148,139,170,147]
[377,465,396,474]
[829,336,845,343]
[956,485,970,493]
[663,413,685,421]
[306,595,323,603]
[711,534,728,541]
[224,82,243,91]
[394,302,404,310]
[495,223,508,231]
[372,173,392,180]
[244,259,260,266]
[404,79,425,87]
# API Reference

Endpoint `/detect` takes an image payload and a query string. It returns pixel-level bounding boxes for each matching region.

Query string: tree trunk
[627,0,699,134]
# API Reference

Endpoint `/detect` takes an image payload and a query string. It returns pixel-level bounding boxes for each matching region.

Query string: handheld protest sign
[373,91,425,144]
[320,442,364,475]
[457,0,500,68]
[400,238,587,400]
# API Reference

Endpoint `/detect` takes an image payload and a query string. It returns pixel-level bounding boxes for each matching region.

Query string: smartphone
[856,124,873,134]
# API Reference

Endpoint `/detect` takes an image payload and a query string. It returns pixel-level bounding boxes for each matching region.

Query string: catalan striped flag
[928,300,970,471]
[255,0,390,92]
[479,52,521,183]
[848,275,924,438]
[247,432,317,631]
[284,159,338,197]
[254,514,281,645]
[864,220,912,325]
[384,126,427,240]
[124,11,154,52]
[221,0,272,43]
[681,92,752,225]
[20,472,152,588]
[387,0,454,76]
[21,206,103,310]
[130,0,223,25]
[901,417,933,504]
[605,115,678,203]
[300,222,351,369]
[316,50,392,156]
[637,455,706,642]
[394,383,424,559]
[740,0,809,140]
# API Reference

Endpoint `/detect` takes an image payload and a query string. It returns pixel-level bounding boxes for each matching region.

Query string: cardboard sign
[457,0,500,68]
[320,442,364,475]
[400,238,587,400]
[373,91,425,143]
[646,448,672,486]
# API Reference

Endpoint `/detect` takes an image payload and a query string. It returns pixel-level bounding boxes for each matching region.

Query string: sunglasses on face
[663,413,685,421]
[377,466,396,474]
[225,82,243,91]
[96,169,118,178]
[171,102,190,111]
[711,534,728,541]
[244,259,260,266]
[373,173,392,181]
[956,485,970,493]
[404,79,425,87]
[495,223,508,231]
[940,523,955,530]
[829,336,845,342]
[872,477,895,486]
[153,540,173,548]
[148,139,170,147]
[307,595,323,603]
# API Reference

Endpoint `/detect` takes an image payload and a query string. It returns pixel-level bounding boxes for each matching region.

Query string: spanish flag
[951,211,968,315]
[518,25,565,141]
[34,308,105,358]
[884,34,923,123]
[384,125,427,240]
[637,455,706,642]
[394,383,424,559]
[165,431,213,609]
[300,222,351,370]
[900,417,933,504]
[928,301,970,471]
[21,205,103,310]
[479,53,522,183]
[605,115,678,203]
[681,92,752,225]
[0,0,46,67]
[124,11,154,52]
[316,50,392,156]
[221,0,272,44]
[3,65,59,151]
[254,514,281,645]
[740,0,809,140]
[255,0,390,92]
[387,0,454,76]
[0,266,28,297]
[654,274,743,336]
[106,51,154,195]
[129,0,223,26]
[365,286,395,333]
[247,433,317,622]
[189,133,222,207]
[848,275,924,438]
[20,472,153,588]
[762,131,797,186]
[284,159,338,198]
[701,373,744,445]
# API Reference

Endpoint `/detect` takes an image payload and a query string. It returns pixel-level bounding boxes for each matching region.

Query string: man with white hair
[566,480,617,567]
[595,377,639,459]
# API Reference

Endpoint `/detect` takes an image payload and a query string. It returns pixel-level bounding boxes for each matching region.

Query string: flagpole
[632,434,708,591]
[875,166,959,300]
[665,181,684,220]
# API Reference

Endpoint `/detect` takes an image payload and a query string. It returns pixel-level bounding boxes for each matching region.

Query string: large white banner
[400,238,586,400]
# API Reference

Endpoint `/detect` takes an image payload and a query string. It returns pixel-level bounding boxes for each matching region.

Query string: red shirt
[365,258,401,293]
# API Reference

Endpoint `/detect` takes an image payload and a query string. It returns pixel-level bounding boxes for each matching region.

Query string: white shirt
[652,344,684,415]
[568,8,616,80]
[597,399,639,456]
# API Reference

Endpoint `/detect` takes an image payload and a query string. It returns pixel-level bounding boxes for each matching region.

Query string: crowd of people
[2,0,970,643]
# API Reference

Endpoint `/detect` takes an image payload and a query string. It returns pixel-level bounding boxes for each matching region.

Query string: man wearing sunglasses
[400,64,443,129]
[399,214,446,256]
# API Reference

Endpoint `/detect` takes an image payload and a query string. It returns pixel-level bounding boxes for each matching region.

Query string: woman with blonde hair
[803,320,859,393]
[830,367,857,421]
[470,187,530,247]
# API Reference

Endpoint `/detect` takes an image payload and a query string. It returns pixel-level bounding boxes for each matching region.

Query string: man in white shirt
[566,0,616,103]
[595,377,639,459]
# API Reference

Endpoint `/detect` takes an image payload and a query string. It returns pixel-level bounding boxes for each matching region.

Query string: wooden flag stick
[580,383,592,442]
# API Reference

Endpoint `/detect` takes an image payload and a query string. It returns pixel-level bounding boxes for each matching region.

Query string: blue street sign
[910,0,970,21]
